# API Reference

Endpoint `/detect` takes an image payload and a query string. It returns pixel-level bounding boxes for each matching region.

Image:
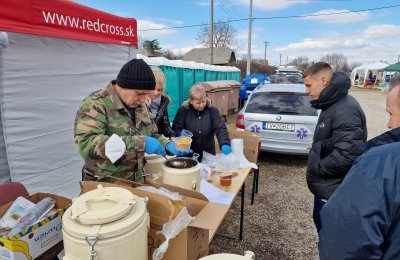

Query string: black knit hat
[116,59,156,90]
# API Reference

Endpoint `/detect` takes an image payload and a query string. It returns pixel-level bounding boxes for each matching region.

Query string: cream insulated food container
[143,153,167,180]
[199,251,255,260]
[62,185,149,260]
[161,157,201,191]
[143,153,175,180]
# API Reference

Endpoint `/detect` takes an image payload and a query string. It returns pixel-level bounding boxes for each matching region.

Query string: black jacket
[319,135,400,259]
[172,99,230,158]
[153,95,175,138]
[307,71,367,200]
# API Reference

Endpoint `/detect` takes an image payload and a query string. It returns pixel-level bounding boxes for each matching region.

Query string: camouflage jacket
[74,82,169,182]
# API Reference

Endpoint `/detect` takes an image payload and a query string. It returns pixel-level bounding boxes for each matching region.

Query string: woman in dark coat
[172,85,231,160]
[149,67,175,139]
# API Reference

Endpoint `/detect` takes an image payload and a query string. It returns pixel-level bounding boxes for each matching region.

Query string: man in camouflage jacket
[74,59,184,182]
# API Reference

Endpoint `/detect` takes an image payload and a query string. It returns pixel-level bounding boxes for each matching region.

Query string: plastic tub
[175,136,192,151]
[181,129,193,138]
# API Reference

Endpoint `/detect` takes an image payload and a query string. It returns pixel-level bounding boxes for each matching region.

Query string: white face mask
[105,134,126,163]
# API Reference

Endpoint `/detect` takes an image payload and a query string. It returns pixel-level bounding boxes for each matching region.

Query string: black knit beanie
[116,59,156,90]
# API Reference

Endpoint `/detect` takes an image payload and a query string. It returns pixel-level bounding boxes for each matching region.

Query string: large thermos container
[143,153,167,179]
[62,185,149,260]
[199,251,255,260]
[161,157,201,191]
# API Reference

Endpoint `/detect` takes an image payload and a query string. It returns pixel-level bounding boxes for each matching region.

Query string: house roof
[183,46,235,65]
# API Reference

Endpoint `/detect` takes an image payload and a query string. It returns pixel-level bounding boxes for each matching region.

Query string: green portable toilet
[159,65,182,120]
[142,56,183,121]
[137,55,241,121]
[194,69,206,84]
[182,67,195,101]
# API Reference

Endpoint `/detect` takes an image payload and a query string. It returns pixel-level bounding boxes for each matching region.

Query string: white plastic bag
[201,151,217,168]
[231,138,258,169]
[215,153,240,172]
[200,165,212,180]
[152,207,194,260]
[136,186,182,201]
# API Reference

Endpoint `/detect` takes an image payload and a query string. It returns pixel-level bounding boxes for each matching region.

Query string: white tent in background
[350,62,389,86]
[0,0,138,198]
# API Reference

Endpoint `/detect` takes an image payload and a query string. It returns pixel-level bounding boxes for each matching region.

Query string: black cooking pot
[163,157,198,169]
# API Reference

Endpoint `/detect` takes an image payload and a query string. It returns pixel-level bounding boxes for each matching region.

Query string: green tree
[141,39,162,57]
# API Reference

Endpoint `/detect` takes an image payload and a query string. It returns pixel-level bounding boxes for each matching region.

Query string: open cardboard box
[80,180,229,260]
[103,176,209,205]
[0,193,71,260]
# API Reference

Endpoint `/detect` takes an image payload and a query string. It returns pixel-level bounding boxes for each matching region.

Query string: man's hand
[166,141,192,156]
[145,136,166,156]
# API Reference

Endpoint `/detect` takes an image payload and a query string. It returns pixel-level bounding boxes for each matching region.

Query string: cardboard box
[80,181,229,260]
[216,129,261,163]
[0,193,71,260]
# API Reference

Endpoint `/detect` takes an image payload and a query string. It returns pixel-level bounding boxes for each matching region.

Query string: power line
[221,0,243,19]
[217,0,237,20]
[138,4,400,32]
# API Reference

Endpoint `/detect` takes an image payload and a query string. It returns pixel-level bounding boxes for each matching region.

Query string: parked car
[235,83,319,155]
[239,73,270,99]
[269,74,304,84]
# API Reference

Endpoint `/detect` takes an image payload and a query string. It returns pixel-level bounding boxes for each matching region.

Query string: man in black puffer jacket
[303,62,367,233]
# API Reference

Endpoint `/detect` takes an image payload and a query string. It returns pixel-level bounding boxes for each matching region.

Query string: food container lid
[63,186,147,239]
[199,253,254,260]
[145,153,174,161]
[145,153,162,160]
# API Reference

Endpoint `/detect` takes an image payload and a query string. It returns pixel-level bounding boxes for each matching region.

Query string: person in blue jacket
[318,75,400,259]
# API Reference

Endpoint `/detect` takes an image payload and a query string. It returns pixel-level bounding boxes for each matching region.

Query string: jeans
[313,197,327,233]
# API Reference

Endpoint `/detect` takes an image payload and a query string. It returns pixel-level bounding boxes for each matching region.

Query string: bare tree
[320,53,349,71]
[350,62,362,70]
[290,56,309,71]
[196,20,238,48]
[161,49,183,60]
[236,59,277,80]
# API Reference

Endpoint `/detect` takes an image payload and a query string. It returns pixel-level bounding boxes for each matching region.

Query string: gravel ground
[208,87,388,259]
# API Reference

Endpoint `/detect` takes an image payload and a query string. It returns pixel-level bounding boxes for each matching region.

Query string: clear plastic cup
[181,129,193,138]
[219,172,233,186]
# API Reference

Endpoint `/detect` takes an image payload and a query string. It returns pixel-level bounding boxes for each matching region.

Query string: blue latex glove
[145,136,166,156]
[221,144,232,155]
[166,141,193,156]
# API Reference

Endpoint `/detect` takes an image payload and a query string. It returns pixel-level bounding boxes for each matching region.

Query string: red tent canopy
[0,0,138,47]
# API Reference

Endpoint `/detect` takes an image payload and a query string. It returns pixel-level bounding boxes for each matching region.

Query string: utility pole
[210,0,214,65]
[263,41,270,65]
[286,55,288,65]
[246,0,253,76]
[279,54,282,66]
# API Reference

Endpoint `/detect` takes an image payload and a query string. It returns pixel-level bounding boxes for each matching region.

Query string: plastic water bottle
[8,197,55,236]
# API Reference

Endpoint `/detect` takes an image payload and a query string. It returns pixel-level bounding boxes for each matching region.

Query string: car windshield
[245,92,318,116]
[270,74,304,84]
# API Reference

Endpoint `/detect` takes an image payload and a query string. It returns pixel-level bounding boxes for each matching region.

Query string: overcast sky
[74,0,400,66]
